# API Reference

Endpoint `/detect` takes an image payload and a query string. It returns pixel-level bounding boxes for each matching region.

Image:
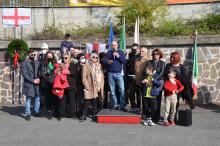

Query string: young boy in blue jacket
[142,65,163,126]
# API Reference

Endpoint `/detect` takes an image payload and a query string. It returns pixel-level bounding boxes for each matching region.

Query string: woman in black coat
[39,51,57,119]
[64,54,79,119]
[164,52,195,111]
[144,48,166,123]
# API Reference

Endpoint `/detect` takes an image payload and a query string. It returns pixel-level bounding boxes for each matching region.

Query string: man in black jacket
[127,43,141,111]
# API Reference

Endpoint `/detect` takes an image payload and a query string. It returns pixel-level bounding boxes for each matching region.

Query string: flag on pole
[134,16,139,44]
[108,19,114,50]
[2,8,31,28]
[119,17,126,52]
[192,30,199,96]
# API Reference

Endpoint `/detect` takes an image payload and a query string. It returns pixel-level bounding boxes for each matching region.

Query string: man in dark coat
[21,50,41,121]
[126,43,141,111]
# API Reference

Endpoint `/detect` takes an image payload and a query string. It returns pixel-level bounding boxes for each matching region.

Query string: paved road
[0,104,220,146]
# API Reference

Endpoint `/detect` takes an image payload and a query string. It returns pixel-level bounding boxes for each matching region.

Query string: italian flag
[192,30,199,96]
[119,17,126,52]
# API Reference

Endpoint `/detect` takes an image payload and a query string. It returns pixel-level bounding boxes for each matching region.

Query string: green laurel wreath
[7,39,29,62]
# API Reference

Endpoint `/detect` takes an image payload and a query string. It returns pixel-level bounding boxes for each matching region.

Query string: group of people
[21,34,195,127]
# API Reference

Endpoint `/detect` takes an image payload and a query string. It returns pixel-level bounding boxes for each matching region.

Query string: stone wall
[145,46,220,104]
[0,36,220,105]
[0,2,219,40]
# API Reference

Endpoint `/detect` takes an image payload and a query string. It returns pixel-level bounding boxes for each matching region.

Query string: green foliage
[152,19,185,37]
[29,1,220,40]
[7,39,29,62]
[118,0,165,35]
[68,24,110,40]
[32,24,64,40]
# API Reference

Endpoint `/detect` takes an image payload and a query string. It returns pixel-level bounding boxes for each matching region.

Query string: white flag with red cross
[2,8,31,28]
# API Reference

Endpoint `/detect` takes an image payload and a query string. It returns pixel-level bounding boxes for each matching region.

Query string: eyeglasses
[153,53,159,56]
[92,56,98,59]
[30,54,36,57]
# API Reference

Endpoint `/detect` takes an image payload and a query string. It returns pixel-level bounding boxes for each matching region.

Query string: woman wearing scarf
[40,51,57,119]
[80,53,104,122]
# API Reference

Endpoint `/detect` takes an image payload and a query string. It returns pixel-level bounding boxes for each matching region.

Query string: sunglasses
[30,54,36,57]
[153,53,159,55]
[92,56,98,59]
[63,57,68,60]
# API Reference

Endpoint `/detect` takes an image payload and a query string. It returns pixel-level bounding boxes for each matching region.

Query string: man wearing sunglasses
[21,50,41,121]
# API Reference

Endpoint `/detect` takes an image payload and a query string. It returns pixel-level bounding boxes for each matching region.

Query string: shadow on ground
[197,104,220,113]
[0,105,25,119]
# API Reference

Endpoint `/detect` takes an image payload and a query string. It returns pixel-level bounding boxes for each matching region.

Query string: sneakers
[143,118,155,126]
[143,121,148,126]
[148,119,155,126]
[170,121,176,126]
[164,122,171,127]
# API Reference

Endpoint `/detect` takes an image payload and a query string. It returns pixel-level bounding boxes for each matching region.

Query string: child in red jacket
[164,69,184,126]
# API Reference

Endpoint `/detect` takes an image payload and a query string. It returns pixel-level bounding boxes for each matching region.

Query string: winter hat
[41,42,49,49]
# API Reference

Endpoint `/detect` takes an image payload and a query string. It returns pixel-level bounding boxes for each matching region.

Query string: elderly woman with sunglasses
[80,53,104,122]
[55,54,79,121]
[144,48,166,123]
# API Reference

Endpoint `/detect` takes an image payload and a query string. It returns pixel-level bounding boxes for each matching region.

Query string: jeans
[108,72,125,109]
[25,96,40,116]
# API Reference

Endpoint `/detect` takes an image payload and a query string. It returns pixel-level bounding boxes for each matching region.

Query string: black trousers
[76,90,84,116]
[153,92,162,123]
[143,98,157,119]
[97,92,103,112]
[55,95,66,118]
[65,90,77,117]
[82,99,97,116]
[44,87,56,112]
[127,76,141,108]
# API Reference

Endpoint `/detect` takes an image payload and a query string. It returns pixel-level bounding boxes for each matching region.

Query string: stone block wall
[0,45,220,105]
[146,46,220,104]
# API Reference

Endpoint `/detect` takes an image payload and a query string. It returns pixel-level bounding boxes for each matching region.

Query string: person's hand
[125,50,130,59]
[63,47,67,53]
[172,90,176,94]
[142,79,148,84]
[113,51,119,58]
[108,60,113,64]
[34,79,40,84]
[169,78,176,84]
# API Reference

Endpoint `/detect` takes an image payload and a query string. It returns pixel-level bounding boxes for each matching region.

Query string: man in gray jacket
[21,50,41,121]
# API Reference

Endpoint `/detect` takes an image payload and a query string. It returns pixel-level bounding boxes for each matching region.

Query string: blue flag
[108,21,114,50]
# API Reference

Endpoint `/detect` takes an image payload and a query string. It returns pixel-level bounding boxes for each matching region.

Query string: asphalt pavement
[0,104,220,146]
